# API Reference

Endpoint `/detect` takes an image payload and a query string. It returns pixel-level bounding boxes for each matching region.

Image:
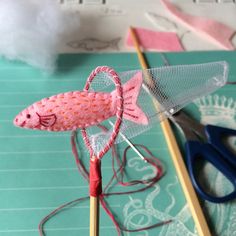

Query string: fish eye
[26,114,31,119]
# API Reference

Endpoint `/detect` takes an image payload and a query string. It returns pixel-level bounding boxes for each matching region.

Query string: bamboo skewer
[129,26,211,236]
[90,196,99,236]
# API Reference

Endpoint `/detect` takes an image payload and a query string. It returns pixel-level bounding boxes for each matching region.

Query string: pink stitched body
[14,72,148,131]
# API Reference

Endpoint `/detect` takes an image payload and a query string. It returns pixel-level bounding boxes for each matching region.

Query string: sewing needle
[108,121,147,162]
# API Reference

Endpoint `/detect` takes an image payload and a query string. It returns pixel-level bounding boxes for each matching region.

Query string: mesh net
[84,61,228,155]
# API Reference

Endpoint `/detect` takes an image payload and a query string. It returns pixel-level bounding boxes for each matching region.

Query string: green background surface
[0,51,235,235]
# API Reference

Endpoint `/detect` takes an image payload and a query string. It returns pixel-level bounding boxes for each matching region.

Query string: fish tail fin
[112,72,148,125]
[110,38,121,50]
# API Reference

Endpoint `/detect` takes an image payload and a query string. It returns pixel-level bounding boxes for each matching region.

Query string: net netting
[83,61,228,155]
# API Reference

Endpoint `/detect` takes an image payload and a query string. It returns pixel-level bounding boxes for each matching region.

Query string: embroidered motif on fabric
[36,112,57,127]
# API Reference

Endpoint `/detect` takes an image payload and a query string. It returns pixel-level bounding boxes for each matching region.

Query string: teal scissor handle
[185,140,236,203]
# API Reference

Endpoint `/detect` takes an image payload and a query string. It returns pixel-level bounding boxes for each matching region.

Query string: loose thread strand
[39,126,172,235]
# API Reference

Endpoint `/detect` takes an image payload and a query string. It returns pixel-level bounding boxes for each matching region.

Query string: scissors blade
[171,111,206,141]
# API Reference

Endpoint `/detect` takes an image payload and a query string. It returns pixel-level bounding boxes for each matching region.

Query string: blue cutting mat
[0,51,235,236]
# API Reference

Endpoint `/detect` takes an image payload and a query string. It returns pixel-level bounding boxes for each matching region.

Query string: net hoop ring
[81,66,123,159]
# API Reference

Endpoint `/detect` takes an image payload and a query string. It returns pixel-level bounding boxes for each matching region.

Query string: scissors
[170,110,236,203]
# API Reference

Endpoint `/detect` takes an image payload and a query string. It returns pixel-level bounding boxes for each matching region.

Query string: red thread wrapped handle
[89,158,102,197]
[82,66,124,197]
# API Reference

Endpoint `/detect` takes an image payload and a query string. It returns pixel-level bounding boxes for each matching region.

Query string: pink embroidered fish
[14,72,148,131]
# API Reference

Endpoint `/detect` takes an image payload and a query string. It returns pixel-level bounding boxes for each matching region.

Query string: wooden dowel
[90,156,101,236]
[129,26,211,236]
[90,196,99,236]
